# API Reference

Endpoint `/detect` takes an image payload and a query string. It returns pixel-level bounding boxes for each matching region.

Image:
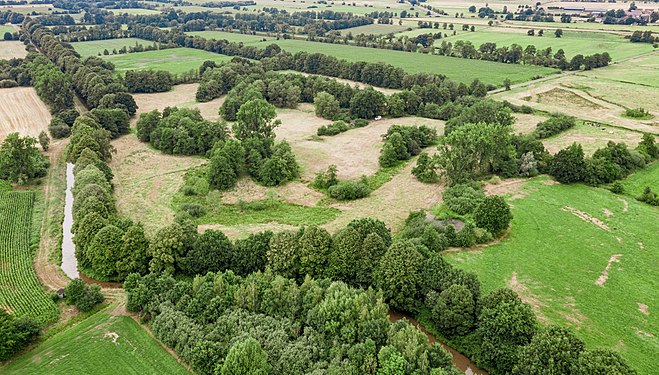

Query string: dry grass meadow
[0,87,51,142]
[0,41,27,59]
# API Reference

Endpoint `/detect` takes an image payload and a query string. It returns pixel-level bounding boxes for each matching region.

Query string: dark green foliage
[0,310,40,361]
[48,117,71,139]
[116,224,150,279]
[637,186,659,206]
[379,125,437,167]
[146,108,228,155]
[219,82,264,121]
[327,179,371,200]
[221,338,269,375]
[148,223,193,274]
[90,108,130,138]
[254,141,299,186]
[317,120,350,136]
[474,195,512,236]
[443,182,485,215]
[267,230,302,279]
[477,288,537,374]
[88,225,124,279]
[184,230,233,276]
[180,203,206,218]
[207,153,237,191]
[637,133,658,159]
[124,70,174,93]
[549,143,586,184]
[624,107,650,119]
[348,217,393,248]
[412,153,439,183]
[233,99,281,141]
[0,133,49,184]
[426,285,475,337]
[232,231,272,276]
[514,325,585,375]
[298,226,332,278]
[136,110,162,142]
[314,91,340,120]
[444,99,514,135]
[311,164,338,189]
[350,87,387,119]
[373,240,424,311]
[609,181,625,194]
[534,114,576,139]
[64,278,104,312]
[575,349,637,375]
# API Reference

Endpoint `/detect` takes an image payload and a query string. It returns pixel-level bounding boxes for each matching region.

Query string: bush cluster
[534,114,576,139]
[380,125,437,167]
[328,179,371,200]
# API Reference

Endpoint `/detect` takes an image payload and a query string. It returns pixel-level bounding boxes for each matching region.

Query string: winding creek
[61,162,79,279]
[389,311,487,375]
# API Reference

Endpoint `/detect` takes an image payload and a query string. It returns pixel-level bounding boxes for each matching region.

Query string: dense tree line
[533,113,576,138]
[0,310,40,361]
[22,18,137,116]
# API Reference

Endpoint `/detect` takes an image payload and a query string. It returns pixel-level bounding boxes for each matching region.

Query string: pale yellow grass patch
[132,83,224,121]
[0,41,27,59]
[562,206,611,232]
[0,87,51,141]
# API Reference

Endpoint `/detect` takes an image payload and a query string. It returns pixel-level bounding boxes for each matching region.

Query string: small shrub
[609,181,624,194]
[317,120,351,136]
[0,79,18,88]
[443,182,485,215]
[352,118,369,128]
[181,203,206,218]
[311,164,338,189]
[637,186,659,206]
[328,180,371,200]
[412,153,439,183]
[624,107,651,119]
[534,114,576,139]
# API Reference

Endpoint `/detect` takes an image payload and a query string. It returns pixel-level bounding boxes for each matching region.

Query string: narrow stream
[389,311,487,375]
[61,162,79,279]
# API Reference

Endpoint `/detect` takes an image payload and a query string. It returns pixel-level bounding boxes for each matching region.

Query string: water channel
[61,162,79,279]
[389,311,487,375]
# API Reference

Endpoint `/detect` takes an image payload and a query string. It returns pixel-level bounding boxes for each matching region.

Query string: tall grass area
[186,30,558,85]
[620,161,659,197]
[443,177,658,375]
[1,311,190,374]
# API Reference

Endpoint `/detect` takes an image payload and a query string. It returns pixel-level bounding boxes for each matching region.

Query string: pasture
[541,121,644,155]
[100,48,234,75]
[70,38,156,57]
[444,176,659,375]
[620,161,659,198]
[0,87,51,142]
[186,30,559,85]
[0,192,58,325]
[437,27,653,60]
[1,310,190,374]
[0,41,27,59]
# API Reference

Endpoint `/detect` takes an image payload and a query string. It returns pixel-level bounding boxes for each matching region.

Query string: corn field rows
[0,191,58,324]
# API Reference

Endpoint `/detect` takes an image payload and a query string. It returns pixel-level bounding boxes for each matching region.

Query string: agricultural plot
[100,48,234,75]
[0,87,51,142]
[70,38,156,57]
[1,311,190,374]
[444,177,659,375]
[0,24,16,34]
[436,27,654,60]
[0,41,27,59]
[541,121,643,155]
[0,192,58,325]
[108,8,162,15]
[341,23,411,35]
[187,30,559,85]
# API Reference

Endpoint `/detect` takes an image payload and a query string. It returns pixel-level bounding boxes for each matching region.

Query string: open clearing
[444,176,659,375]
[1,310,190,374]
[620,161,659,198]
[542,121,643,155]
[99,48,234,75]
[132,83,224,121]
[0,41,26,59]
[0,87,51,142]
[186,30,559,85]
[70,38,156,58]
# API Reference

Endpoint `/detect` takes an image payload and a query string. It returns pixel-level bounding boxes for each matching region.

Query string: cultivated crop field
[445,176,659,375]
[0,87,51,142]
[97,48,234,75]
[0,192,58,324]
[1,310,190,374]
[188,30,559,85]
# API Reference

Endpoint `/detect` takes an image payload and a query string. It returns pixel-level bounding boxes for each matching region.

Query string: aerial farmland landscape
[0,0,657,374]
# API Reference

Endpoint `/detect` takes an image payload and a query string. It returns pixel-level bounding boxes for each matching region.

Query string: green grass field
[444,177,658,375]
[71,38,156,57]
[437,27,654,61]
[0,192,58,325]
[101,48,234,75]
[186,31,559,85]
[1,311,190,374]
[341,23,411,35]
[108,8,162,15]
[620,161,659,198]
[0,25,16,35]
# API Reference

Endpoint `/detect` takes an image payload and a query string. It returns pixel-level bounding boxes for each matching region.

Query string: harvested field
[512,113,547,135]
[132,83,224,121]
[0,40,27,59]
[0,87,51,141]
[542,122,644,155]
[109,135,207,235]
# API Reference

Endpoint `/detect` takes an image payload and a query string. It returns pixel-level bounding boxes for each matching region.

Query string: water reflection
[61,162,79,279]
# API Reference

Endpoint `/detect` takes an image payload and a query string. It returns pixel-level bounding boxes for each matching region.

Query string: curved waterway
[61,162,79,279]
[388,311,487,375]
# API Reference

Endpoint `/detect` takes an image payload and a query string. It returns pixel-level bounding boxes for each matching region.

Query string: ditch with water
[61,162,79,280]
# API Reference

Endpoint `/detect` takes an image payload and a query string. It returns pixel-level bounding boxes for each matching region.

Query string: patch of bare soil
[603,208,614,217]
[109,134,206,234]
[0,40,28,59]
[536,87,604,110]
[638,242,644,250]
[508,271,549,323]
[619,198,629,212]
[638,303,649,316]
[484,178,527,199]
[132,83,224,121]
[277,111,445,180]
[321,154,443,234]
[595,254,623,287]
[560,296,588,330]
[561,206,611,232]
[0,87,51,141]
[540,179,559,185]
